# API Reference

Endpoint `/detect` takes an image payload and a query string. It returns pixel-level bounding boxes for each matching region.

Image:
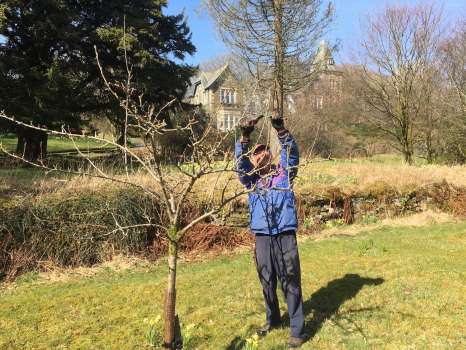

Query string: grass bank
[2,154,466,195]
[295,155,466,194]
[1,153,465,281]
[1,221,465,349]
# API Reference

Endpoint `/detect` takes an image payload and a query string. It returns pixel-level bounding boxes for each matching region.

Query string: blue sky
[1,1,464,65]
[165,0,466,65]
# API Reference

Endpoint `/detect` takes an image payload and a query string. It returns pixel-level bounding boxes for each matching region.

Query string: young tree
[205,0,334,118]
[355,3,443,164]
[0,39,249,349]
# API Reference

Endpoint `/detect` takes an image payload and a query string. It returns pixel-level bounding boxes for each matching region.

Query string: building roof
[313,41,337,72]
[185,76,200,98]
[203,64,229,89]
[185,64,230,98]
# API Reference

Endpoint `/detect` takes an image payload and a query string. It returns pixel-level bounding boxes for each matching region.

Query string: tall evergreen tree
[0,1,83,160]
[0,0,195,160]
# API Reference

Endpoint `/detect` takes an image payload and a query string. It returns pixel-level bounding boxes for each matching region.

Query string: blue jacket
[235,133,299,235]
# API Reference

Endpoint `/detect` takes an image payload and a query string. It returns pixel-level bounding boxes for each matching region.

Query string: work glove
[238,115,264,144]
[270,113,289,139]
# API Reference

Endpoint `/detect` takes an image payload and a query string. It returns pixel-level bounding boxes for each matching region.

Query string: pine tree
[0,0,195,160]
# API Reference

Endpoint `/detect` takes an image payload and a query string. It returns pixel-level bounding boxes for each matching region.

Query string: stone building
[184,42,341,132]
[306,41,343,110]
[184,64,244,131]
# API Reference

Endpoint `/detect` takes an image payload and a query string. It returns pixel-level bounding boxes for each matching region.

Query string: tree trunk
[404,152,412,165]
[400,113,414,165]
[16,127,48,162]
[425,131,435,164]
[273,0,284,117]
[403,147,413,165]
[116,129,125,146]
[270,0,284,157]
[163,239,178,348]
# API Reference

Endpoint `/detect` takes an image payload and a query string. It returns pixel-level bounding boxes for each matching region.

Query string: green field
[1,221,465,349]
[0,134,115,153]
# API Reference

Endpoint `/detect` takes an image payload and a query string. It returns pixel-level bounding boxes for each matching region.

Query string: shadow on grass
[225,324,256,350]
[225,336,246,350]
[226,274,383,349]
[301,274,384,339]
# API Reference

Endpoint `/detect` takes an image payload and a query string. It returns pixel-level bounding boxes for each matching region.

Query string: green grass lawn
[0,134,116,153]
[1,222,465,349]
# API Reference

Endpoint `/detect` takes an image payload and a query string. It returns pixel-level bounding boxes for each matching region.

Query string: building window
[329,77,340,92]
[220,89,236,105]
[222,114,237,131]
[315,96,323,109]
[220,89,225,103]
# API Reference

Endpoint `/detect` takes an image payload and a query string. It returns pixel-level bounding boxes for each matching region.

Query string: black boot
[287,336,306,348]
[256,323,280,337]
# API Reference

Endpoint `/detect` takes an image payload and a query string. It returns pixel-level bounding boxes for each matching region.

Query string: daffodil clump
[143,315,162,347]
[244,334,259,350]
[182,323,196,349]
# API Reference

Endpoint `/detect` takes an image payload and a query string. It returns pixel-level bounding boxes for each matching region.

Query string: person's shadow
[300,273,384,339]
[226,274,384,349]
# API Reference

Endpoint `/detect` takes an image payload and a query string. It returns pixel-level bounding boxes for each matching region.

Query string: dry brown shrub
[181,224,253,258]
[295,195,306,223]
[449,191,466,218]
[145,224,253,262]
[3,246,36,281]
[415,181,466,218]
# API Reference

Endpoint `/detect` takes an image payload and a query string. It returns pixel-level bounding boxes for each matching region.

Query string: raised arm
[235,141,257,189]
[278,131,299,181]
[271,114,299,182]
[234,116,263,188]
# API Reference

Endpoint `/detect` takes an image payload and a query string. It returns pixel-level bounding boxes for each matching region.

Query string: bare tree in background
[441,19,466,117]
[438,19,466,163]
[418,65,443,163]
[355,3,443,164]
[205,0,334,120]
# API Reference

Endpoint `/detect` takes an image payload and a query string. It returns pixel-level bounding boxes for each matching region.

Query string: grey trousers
[254,231,305,338]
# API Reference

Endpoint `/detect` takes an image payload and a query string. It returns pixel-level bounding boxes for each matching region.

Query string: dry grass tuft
[297,158,466,195]
[11,254,155,285]
[312,210,457,241]
[2,155,465,201]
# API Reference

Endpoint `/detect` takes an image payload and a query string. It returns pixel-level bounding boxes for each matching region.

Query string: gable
[207,67,241,92]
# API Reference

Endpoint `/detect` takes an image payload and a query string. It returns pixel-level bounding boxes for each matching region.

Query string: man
[235,114,306,348]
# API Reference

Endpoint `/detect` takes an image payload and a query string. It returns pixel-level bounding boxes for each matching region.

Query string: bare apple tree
[0,42,253,349]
